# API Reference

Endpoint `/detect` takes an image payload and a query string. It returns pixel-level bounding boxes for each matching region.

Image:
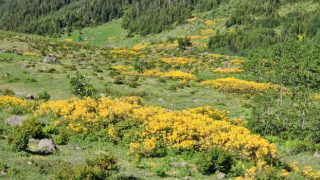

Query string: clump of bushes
[70,73,97,98]
[194,147,234,175]
[53,153,118,180]
[38,90,51,101]
[7,118,46,152]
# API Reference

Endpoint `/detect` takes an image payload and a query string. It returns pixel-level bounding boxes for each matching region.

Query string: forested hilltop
[0,0,230,36]
[2,0,320,54]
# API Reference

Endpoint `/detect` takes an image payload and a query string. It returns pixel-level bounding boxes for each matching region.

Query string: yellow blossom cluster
[131,43,149,51]
[1,95,278,161]
[113,65,133,72]
[200,77,278,94]
[213,68,244,74]
[201,29,215,35]
[289,161,320,179]
[205,20,215,26]
[161,70,196,81]
[22,52,39,56]
[187,17,198,22]
[236,160,320,180]
[142,69,164,77]
[230,59,245,66]
[161,57,196,65]
[108,37,116,41]
[64,38,73,42]
[0,95,34,111]
[110,49,138,56]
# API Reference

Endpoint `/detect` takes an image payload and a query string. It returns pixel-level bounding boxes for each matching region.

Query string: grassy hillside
[1,0,320,180]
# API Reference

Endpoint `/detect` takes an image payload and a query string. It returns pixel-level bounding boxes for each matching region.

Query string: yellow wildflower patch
[1,95,278,161]
[187,17,198,23]
[201,77,278,94]
[162,70,196,81]
[205,20,215,26]
[22,52,39,56]
[64,38,73,42]
[201,29,215,35]
[213,68,244,74]
[161,57,196,65]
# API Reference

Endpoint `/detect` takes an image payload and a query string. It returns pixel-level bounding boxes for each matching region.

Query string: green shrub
[53,129,69,145]
[152,166,168,177]
[54,154,118,180]
[286,139,319,155]
[194,147,234,175]
[38,90,51,101]
[0,89,15,96]
[70,73,97,98]
[7,118,46,152]
[8,130,29,152]
[178,37,192,50]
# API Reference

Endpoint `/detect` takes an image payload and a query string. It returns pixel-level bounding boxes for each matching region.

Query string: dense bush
[54,154,118,180]
[70,73,97,98]
[7,118,46,152]
[38,90,51,101]
[194,147,234,175]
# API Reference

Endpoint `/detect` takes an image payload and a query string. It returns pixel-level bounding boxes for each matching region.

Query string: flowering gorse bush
[201,77,278,94]
[213,68,244,74]
[161,57,196,65]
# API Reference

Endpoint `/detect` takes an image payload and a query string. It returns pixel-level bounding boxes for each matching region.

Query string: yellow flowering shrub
[64,38,73,42]
[213,68,244,74]
[142,69,164,77]
[161,57,196,65]
[187,17,198,22]
[0,95,35,112]
[132,43,149,51]
[110,49,138,56]
[190,35,203,40]
[201,29,215,35]
[201,77,278,94]
[22,52,39,56]
[162,71,196,81]
[230,59,245,66]
[1,95,278,161]
[205,20,215,26]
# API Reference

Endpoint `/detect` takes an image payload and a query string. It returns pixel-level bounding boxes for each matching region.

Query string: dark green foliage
[70,73,97,98]
[0,0,126,36]
[194,147,234,175]
[38,90,51,101]
[246,41,320,143]
[0,88,15,96]
[53,129,69,145]
[7,118,46,152]
[54,154,118,180]
[178,37,192,50]
[133,57,153,73]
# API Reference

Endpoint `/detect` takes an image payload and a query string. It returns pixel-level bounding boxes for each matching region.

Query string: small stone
[146,172,152,177]
[43,57,60,64]
[69,145,83,150]
[27,161,33,165]
[158,98,166,103]
[217,172,226,179]
[193,98,200,103]
[6,116,28,126]
[314,152,320,158]
[184,176,192,179]
[1,169,7,175]
[26,94,35,100]
[38,139,57,154]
